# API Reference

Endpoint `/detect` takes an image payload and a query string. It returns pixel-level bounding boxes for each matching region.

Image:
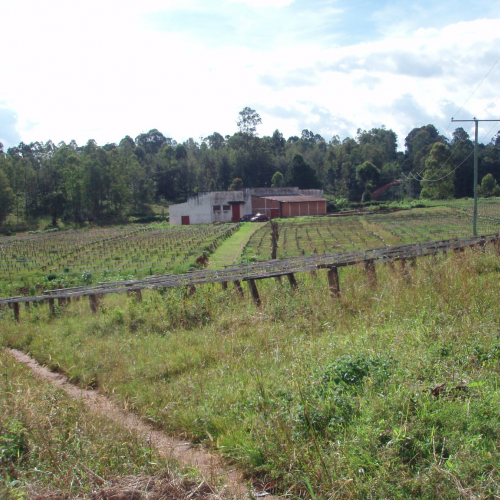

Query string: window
[213,205,221,212]
[223,205,230,211]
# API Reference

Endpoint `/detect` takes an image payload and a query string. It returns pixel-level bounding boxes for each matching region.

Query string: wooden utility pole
[270,220,279,260]
[451,118,500,236]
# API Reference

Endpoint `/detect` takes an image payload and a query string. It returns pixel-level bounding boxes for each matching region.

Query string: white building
[169,190,251,225]
[169,187,325,225]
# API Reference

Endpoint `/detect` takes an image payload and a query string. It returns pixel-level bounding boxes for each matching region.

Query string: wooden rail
[1,234,499,321]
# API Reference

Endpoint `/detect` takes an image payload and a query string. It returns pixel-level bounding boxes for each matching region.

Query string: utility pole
[451,118,500,236]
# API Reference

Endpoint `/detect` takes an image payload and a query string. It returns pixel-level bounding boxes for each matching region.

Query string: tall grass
[0,350,183,499]
[2,246,500,498]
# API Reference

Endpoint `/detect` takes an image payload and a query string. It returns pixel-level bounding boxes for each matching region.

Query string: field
[241,201,500,262]
[2,198,500,498]
[2,200,500,298]
[0,223,238,297]
[3,246,500,498]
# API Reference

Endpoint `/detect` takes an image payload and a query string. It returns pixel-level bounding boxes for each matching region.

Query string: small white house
[169,187,325,225]
[169,190,252,225]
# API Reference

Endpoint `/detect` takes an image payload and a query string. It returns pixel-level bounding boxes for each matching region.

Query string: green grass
[3,244,500,498]
[0,350,184,499]
[208,222,262,268]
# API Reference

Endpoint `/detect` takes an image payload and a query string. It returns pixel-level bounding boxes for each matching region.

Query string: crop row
[0,224,239,283]
[242,204,500,261]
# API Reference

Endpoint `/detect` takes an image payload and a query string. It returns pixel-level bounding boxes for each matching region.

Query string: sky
[1,0,500,151]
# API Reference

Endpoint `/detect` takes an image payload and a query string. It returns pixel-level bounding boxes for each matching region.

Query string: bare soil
[6,349,276,500]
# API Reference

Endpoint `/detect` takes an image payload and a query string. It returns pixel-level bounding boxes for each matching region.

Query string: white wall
[169,192,213,225]
[169,191,249,225]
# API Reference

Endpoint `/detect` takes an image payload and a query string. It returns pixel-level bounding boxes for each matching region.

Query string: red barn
[252,193,327,219]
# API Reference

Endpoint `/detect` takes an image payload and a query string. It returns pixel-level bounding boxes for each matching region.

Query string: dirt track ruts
[6,348,260,499]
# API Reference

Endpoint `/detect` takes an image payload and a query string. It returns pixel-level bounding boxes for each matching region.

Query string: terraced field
[0,223,238,293]
[241,201,500,261]
[3,199,500,295]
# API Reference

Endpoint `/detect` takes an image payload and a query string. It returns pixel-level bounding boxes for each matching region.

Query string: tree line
[1,108,500,227]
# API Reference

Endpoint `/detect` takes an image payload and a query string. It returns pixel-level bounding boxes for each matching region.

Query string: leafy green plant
[0,419,27,463]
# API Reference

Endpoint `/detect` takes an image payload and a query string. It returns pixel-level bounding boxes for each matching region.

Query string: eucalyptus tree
[237,107,262,136]
[0,168,15,226]
[420,143,455,199]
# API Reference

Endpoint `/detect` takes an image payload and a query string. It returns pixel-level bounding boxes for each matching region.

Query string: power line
[451,117,500,236]
[401,147,473,184]
[404,109,500,183]
[404,121,476,182]
[448,54,500,124]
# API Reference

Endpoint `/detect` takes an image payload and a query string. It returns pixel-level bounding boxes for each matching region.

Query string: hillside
[2,228,500,497]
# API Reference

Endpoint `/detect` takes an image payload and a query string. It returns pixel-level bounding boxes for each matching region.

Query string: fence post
[287,273,298,291]
[13,302,20,323]
[48,298,56,316]
[364,260,377,287]
[327,267,340,298]
[89,294,100,314]
[400,259,411,283]
[247,279,261,306]
[477,237,486,253]
[234,280,244,297]
[221,281,228,290]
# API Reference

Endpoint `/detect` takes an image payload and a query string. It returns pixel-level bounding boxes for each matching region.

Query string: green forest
[1,108,500,229]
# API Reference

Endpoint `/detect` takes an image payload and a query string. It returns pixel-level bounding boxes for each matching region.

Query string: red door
[270,208,280,219]
[231,204,240,222]
[181,216,190,225]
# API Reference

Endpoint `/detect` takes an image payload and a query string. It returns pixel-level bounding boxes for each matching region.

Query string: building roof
[258,195,326,203]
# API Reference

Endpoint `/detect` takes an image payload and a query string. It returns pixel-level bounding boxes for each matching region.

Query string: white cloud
[227,0,295,7]
[0,0,499,149]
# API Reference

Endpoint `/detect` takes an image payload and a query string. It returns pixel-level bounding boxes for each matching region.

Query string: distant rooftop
[258,195,326,203]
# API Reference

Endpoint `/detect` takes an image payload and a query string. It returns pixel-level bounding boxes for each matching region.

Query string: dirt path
[6,348,264,499]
